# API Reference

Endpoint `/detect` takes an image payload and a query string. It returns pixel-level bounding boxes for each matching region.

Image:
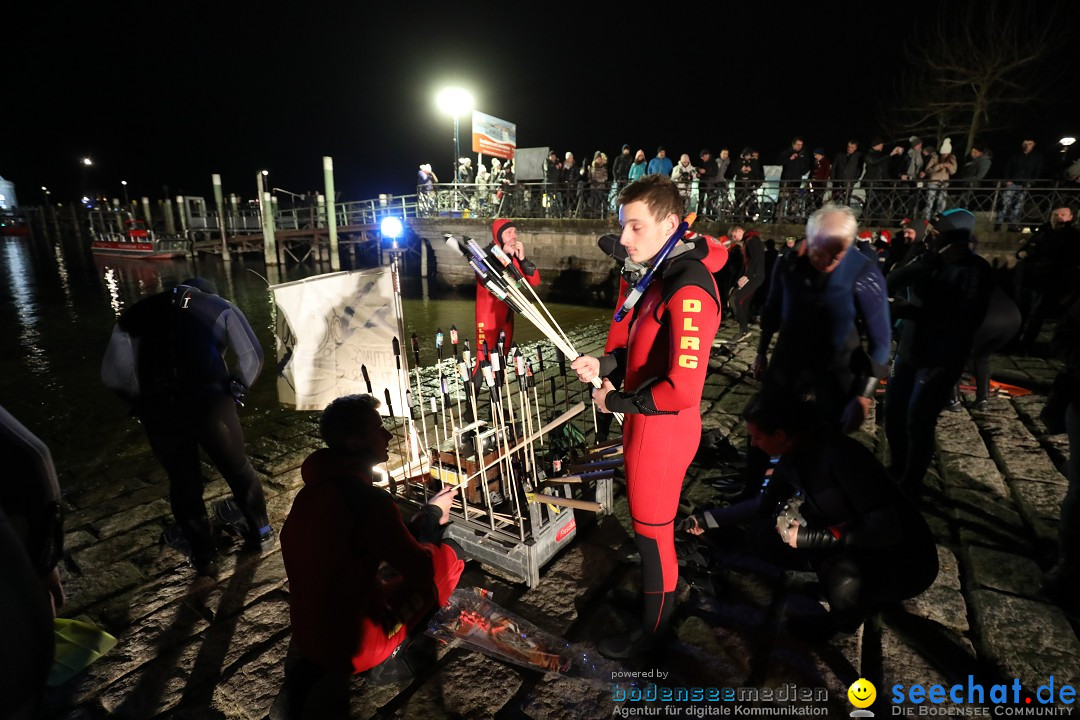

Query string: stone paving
[40,321,1080,719]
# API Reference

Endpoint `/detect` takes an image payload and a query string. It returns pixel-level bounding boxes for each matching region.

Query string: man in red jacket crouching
[270,394,463,719]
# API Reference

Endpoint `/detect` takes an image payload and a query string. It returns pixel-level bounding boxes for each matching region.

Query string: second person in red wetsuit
[474,219,541,365]
[573,175,725,659]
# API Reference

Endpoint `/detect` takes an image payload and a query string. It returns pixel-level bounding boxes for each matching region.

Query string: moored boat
[0,210,31,237]
[89,211,188,260]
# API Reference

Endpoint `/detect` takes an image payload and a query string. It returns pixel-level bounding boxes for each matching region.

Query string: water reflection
[93,255,188,314]
[52,240,76,318]
[3,238,50,376]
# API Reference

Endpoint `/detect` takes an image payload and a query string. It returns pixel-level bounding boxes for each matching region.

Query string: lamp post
[81,157,93,207]
[271,186,305,208]
[120,180,129,208]
[436,87,474,189]
[41,186,50,205]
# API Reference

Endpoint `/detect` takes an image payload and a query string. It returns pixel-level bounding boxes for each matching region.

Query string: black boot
[598,590,675,660]
[598,626,669,661]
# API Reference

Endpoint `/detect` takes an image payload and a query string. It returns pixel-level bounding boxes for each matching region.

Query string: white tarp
[271,267,408,414]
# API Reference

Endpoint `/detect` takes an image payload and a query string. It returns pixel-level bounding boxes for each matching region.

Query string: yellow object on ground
[47,618,118,687]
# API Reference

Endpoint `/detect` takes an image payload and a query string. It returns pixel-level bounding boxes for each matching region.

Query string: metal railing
[170,196,425,236]
[84,180,1080,239]
[409,180,1080,227]
[415,182,618,221]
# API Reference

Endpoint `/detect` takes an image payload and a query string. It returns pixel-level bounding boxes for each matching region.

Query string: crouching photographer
[684,390,938,641]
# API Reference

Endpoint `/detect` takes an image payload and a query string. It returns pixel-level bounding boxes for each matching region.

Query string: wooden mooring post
[212,174,231,262]
[323,156,340,271]
[262,191,278,266]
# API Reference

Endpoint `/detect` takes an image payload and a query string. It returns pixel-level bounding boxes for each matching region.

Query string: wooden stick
[527,493,604,512]
[565,458,625,474]
[577,445,625,463]
[540,471,615,484]
[467,402,585,483]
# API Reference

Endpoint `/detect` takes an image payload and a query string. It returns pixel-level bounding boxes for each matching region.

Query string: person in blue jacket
[647,146,673,177]
[754,204,892,433]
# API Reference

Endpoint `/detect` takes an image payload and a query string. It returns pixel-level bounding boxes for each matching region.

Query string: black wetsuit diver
[102,278,270,572]
[886,210,993,493]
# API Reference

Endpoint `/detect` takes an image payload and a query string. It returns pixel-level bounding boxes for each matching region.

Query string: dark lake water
[0,230,610,492]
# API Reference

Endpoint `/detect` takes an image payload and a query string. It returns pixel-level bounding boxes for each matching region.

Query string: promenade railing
[412,179,1080,227]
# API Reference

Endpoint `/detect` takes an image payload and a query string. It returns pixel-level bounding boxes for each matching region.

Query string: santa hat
[857,230,874,242]
[878,230,892,244]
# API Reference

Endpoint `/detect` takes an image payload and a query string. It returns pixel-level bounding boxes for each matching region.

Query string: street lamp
[41,186,50,204]
[120,180,129,208]
[80,157,94,207]
[436,87,474,184]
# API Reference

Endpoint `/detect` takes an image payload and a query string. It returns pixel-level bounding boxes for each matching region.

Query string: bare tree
[880,0,1069,155]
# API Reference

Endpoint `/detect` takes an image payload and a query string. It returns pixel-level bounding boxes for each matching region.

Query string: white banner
[271,267,407,415]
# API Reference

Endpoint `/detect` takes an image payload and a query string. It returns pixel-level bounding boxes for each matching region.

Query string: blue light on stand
[381,216,404,239]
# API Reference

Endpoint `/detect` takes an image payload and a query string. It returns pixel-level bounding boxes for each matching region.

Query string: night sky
[7,1,1080,207]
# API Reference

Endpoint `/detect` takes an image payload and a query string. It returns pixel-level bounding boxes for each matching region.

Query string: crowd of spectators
[420,134,1080,224]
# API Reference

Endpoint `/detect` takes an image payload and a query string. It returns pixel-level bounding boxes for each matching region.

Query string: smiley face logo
[848,678,877,708]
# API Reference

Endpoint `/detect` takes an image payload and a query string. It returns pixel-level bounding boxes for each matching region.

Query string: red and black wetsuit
[600,235,726,634]
[474,219,540,365]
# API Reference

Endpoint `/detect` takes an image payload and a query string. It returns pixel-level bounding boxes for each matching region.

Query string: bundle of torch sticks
[452,233,623,426]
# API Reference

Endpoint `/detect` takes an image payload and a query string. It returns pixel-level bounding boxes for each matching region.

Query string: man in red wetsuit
[270,394,463,718]
[474,219,541,364]
[573,175,725,659]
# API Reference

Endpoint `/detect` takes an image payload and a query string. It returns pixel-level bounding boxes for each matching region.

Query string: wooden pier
[193,224,381,264]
